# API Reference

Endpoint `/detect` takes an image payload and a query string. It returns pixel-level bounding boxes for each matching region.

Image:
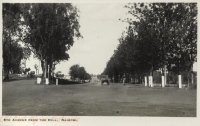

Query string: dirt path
[2,79,196,116]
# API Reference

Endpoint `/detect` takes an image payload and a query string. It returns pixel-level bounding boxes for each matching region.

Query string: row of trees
[102,3,197,85]
[3,3,81,81]
[69,64,91,81]
[3,4,32,80]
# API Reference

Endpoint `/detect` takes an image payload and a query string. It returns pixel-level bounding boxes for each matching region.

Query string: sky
[27,3,129,75]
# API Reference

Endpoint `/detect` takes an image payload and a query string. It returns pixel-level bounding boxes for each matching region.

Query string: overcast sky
[54,3,129,75]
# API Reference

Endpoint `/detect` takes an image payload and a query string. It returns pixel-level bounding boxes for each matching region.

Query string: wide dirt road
[2,79,196,116]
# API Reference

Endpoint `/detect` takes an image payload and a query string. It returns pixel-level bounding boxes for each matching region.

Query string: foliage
[3,42,24,75]
[69,64,80,80]
[125,3,197,74]
[78,67,87,80]
[69,64,91,80]
[23,68,31,74]
[23,47,31,60]
[20,3,82,79]
[103,3,197,84]
[2,3,25,80]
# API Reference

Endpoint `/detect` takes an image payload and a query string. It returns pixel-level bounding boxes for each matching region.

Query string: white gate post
[56,79,58,85]
[149,76,153,87]
[37,77,41,84]
[178,75,182,88]
[46,78,49,85]
[145,76,147,86]
[150,76,153,87]
[161,76,165,87]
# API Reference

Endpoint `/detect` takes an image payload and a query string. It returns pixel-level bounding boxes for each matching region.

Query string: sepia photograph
[1,1,199,126]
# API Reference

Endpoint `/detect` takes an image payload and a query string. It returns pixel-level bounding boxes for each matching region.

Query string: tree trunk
[4,68,9,81]
[187,72,190,88]
[4,37,12,81]
[41,58,47,81]
[164,65,167,85]
[25,59,26,68]
[191,65,193,85]
[41,60,44,77]
[8,36,11,80]
[44,59,47,78]
[49,62,53,83]
[47,64,49,79]
[151,68,153,76]
[137,75,140,84]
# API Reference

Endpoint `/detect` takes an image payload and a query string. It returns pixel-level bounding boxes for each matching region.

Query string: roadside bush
[52,77,81,85]
[153,71,161,84]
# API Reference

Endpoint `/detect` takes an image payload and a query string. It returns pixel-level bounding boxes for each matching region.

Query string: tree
[78,67,86,80]
[69,64,91,81]
[20,3,82,81]
[85,73,92,80]
[124,3,197,80]
[3,3,24,80]
[69,64,80,80]
[3,42,24,78]
[103,3,197,85]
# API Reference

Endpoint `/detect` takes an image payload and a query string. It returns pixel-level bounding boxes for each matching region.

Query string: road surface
[2,79,196,116]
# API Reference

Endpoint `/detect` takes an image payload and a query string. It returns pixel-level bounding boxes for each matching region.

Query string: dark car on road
[100,75,109,85]
[28,71,35,78]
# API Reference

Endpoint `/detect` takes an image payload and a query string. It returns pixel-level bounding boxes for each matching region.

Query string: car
[29,71,35,77]
[100,75,109,85]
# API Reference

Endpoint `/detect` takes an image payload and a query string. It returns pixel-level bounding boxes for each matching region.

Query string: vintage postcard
[1,0,199,126]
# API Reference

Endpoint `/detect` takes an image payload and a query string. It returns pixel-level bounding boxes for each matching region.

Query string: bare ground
[2,78,196,116]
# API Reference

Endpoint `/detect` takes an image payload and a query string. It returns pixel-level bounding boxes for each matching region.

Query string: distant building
[91,75,99,82]
[22,53,42,75]
[64,75,71,80]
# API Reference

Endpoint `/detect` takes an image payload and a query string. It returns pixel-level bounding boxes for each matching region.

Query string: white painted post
[145,76,147,86]
[161,76,165,87]
[37,77,41,84]
[178,75,182,88]
[45,78,49,85]
[149,76,151,87]
[56,79,58,85]
[150,76,153,87]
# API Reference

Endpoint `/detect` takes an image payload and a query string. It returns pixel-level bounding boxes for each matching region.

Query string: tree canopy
[20,3,82,79]
[2,3,82,80]
[3,3,82,81]
[69,64,91,81]
[102,3,197,83]
[3,3,30,80]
